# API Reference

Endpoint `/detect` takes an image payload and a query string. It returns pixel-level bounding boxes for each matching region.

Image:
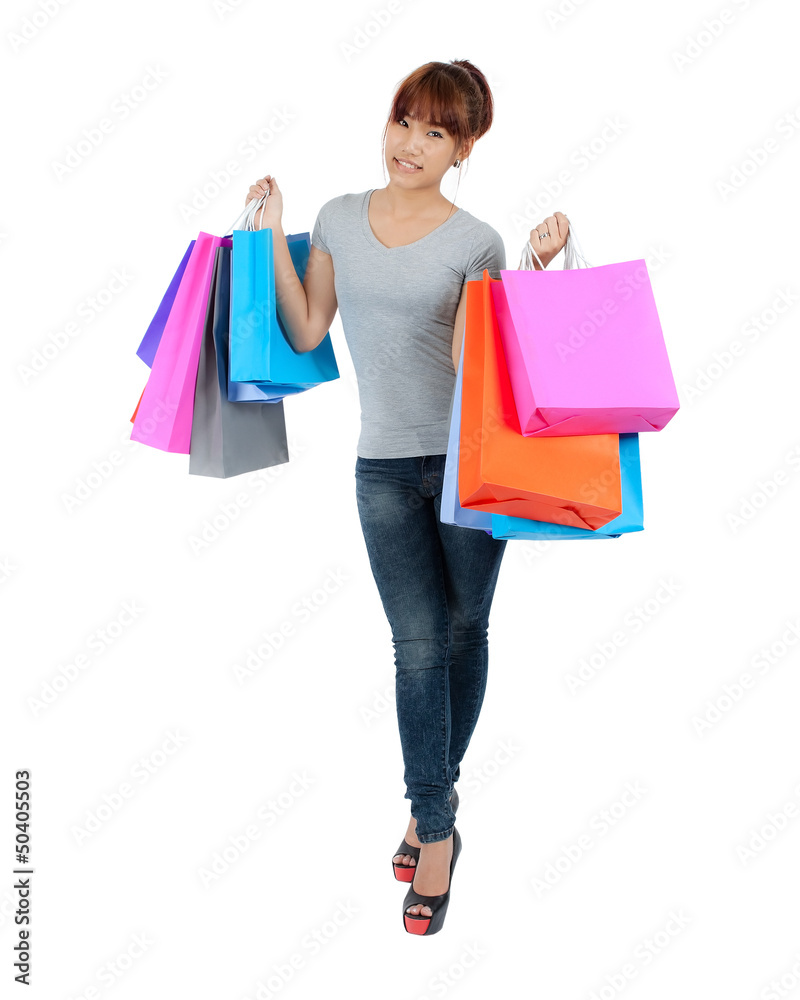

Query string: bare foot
[393,789,457,871]
[393,814,422,871]
[404,835,454,918]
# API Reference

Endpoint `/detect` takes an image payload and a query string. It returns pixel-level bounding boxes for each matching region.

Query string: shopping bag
[228,228,339,387]
[131,232,227,453]
[489,432,643,539]
[136,240,195,367]
[442,337,624,540]
[229,225,278,382]
[226,381,306,402]
[189,246,289,478]
[227,232,338,401]
[459,270,623,531]
[441,336,494,535]
[130,386,144,423]
[490,226,679,437]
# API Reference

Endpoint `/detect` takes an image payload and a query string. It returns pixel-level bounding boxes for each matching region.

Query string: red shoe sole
[393,864,416,882]
[404,914,431,934]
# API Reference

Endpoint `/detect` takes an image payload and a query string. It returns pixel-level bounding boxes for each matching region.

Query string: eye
[395,118,444,138]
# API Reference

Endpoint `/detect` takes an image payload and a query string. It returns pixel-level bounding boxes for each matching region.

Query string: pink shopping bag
[490,228,679,437]
[131,233,229,453]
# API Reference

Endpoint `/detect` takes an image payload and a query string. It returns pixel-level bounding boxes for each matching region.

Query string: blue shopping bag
[229,228,339,387]
[441,339,494,534]
[228,233,335,402]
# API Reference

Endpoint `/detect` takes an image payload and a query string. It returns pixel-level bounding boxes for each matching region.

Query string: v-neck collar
[361,189,461,252]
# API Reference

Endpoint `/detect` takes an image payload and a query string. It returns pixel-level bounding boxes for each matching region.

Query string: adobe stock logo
[19,268,135,385]
[340,2,409,62]
[7,0,72,52]
[565,578,682,693]
[553,264,652,363]
[177,108,296,222]
[51,66,169,180]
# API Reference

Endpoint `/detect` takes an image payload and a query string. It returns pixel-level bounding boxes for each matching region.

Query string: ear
[458,135,476,163]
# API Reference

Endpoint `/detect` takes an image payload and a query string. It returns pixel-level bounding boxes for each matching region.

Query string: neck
[378,180,451,217]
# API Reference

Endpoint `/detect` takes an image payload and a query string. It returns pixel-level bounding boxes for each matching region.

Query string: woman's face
[384,111,470,188]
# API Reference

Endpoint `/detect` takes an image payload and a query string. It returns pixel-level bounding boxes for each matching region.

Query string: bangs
[390,72,467,139]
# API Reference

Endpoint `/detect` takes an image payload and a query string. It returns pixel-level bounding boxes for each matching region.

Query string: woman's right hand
[245,175,283,229]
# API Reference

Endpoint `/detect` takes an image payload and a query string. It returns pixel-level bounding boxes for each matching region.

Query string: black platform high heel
[402,827,462,935]
[392,787,459,882]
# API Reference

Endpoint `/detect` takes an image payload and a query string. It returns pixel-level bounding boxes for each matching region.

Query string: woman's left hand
[528,212,569,268]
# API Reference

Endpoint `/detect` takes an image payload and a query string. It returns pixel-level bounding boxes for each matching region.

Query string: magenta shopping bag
[490,227,679,437]
[131,233,229,453]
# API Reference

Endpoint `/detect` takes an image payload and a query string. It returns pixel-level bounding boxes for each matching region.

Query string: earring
[453,159,461,168]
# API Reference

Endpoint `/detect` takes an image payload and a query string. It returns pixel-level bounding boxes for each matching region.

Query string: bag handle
[518,220,591,271]
[223,188,270,236]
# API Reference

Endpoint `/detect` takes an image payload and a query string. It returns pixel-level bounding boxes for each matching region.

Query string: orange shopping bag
[458,270,622,531]
[130,386,145,423]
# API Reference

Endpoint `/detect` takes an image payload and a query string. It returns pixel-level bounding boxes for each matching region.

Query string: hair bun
[450,59,493,139]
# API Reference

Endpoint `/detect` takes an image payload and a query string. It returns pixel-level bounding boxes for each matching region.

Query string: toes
[406,904,432,917]
[393,854,416,867]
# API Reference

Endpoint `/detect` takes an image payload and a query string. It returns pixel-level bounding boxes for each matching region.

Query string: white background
[3,0,800,996]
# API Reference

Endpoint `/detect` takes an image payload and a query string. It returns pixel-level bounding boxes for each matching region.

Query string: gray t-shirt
[311,189,506,458]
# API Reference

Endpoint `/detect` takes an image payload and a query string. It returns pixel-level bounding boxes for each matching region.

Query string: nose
[401,122,425,154]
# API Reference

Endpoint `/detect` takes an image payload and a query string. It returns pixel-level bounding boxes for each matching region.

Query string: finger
[542,215,559,246]
[530,221,551,254]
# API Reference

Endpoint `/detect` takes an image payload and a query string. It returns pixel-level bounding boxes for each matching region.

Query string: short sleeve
[311,201,330,255]
[464,223,506,282]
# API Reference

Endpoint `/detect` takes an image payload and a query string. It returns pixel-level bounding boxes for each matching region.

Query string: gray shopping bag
[189,246,290,478]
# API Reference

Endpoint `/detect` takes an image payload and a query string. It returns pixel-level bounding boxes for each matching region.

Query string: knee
[449,621,489,647]
[392,635,448,670]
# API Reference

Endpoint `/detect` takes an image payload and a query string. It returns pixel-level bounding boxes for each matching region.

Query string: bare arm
[451,282,469,372]
[272,227,338,353]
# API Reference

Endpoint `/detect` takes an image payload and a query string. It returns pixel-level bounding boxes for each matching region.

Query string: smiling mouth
[395,157,422,170]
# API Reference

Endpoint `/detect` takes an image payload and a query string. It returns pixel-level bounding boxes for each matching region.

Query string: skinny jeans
[354,453,507,843]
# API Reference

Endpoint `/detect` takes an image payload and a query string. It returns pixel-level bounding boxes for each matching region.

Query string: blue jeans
[355,454,507,843]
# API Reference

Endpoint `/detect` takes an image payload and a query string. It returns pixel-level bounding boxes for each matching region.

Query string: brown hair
[381,60,494,164]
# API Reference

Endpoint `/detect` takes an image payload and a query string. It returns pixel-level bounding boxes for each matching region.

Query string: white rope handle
[224,188,270,236]
[518,219,591,271]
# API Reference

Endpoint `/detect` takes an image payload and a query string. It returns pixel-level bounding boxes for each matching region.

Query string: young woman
[245,59,569,935]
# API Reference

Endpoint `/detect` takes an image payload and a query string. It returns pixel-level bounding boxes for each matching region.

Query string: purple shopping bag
[136,241,195,367]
